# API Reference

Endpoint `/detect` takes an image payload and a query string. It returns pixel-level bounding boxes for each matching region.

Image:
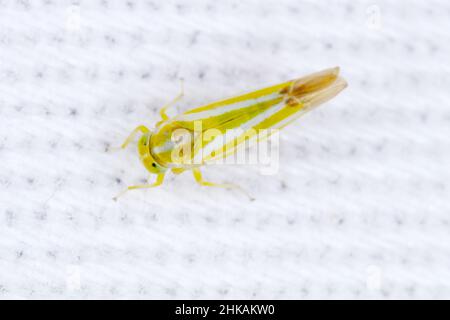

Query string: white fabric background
[0,0,449,299]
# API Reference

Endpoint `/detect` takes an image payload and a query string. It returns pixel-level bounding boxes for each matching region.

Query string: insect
[114,67,347,200]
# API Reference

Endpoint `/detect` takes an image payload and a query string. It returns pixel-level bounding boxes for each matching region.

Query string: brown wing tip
[284,67,347,109]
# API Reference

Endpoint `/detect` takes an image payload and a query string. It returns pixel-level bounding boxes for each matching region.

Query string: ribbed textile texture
[0,0,449,299]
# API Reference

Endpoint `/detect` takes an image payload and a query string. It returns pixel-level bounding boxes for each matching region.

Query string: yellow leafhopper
[114,67,347,200]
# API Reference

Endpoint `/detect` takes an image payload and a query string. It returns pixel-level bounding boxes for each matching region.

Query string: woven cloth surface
[0,0,449,299]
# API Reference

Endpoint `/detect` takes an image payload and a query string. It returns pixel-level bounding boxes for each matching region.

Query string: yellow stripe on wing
[184,80,293,114]
[174,97,284,133]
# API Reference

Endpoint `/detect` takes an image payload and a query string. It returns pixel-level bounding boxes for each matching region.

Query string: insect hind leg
[191,168,254,201]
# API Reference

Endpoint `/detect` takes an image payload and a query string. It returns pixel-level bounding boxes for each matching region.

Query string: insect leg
[159,79,184,121]
[191,168,254,201]
[119,125,150,149]
[113,173,165,201]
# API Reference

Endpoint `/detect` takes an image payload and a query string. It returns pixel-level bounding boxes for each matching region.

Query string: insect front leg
[111,125,150,151]
[191,168,254,201]
[113,173,165,201]
[158,79,184,121]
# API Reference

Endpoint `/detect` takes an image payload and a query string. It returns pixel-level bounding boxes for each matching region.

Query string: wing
[151,67,347,167]
[172,80,293,132]
[171,81,294,164]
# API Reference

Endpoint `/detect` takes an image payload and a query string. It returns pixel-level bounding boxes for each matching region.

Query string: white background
[0,0,449,299]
